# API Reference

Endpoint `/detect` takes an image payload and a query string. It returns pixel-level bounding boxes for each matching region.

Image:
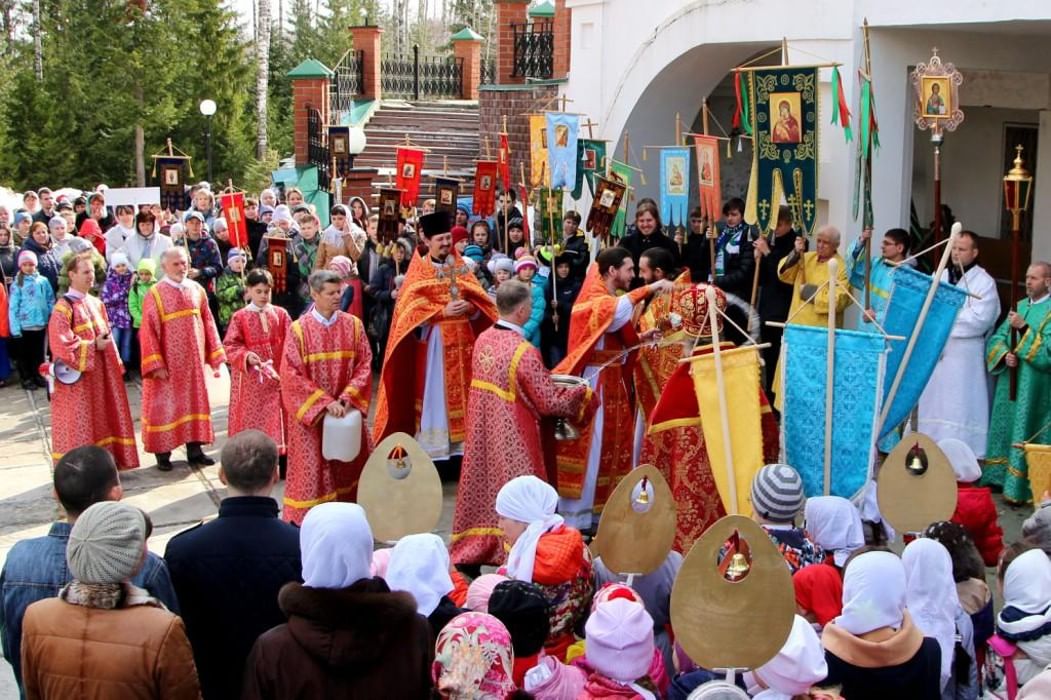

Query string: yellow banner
[691,345,765,516]
[529,114,550,188]
[1025,444,1051,500]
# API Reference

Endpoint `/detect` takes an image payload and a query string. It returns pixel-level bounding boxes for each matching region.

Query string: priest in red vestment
[223,268,291,458]
[450,280,596,568]
[140,247,226,470]
[642,283,780,552]
[48,253,139,469]
[552,247,675,530]
[373,211,497,460]
[280,269,373,525]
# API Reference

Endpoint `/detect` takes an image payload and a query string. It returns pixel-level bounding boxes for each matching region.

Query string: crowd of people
[0,178,1049,699]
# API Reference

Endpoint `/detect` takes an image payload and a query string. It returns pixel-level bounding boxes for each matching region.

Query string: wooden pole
[878,222,961,431]
[1009,207,1022,400]
[823,258,838,495]
[931,132,944,266]
[862,19,873,311]
[706,284,737,514]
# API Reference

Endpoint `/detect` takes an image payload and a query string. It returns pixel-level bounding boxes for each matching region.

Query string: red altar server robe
[223,304,291,452]
[280,310,373,525]
[139,279,226,453]
[450,323,594,567]
[48,292,139,469]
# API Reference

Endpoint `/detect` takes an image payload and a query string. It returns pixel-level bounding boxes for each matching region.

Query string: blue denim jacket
[0,521,180,692]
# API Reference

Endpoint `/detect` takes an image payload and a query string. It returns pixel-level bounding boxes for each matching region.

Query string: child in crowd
[986,547,1051,693]
[513,254,547,348]
[940,437,1004,566]
[326,255,358,315]
[223,268,291,476]
[452,226,469,257]
[576,597,659,699]
[541,250,583,367]
[292,212,321,310]
[316,204,364,272]
[487,256,513,300]
[100,252,134,367]
[750,464,825,573]
[8,251,54,390]
[215,248,248,336]
[128,258,156,333]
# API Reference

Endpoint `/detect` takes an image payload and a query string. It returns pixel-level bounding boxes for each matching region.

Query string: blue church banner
[546,112,580,191]
[782,325,888,499]
[877,265,967,440]
[659,147,691,227]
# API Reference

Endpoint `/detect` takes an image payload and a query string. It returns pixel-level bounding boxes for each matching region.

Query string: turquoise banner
[877,265,967,440]
[546,113,580,191]
[659,147,691,228]
[782,325,888,499]
[748,67,819,234]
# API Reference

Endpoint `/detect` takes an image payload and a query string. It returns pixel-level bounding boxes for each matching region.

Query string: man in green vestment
[983,261,1051,503]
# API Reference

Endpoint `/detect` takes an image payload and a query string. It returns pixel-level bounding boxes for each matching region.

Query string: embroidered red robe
[450,324,594,566]
[224,304,291,452]
[280,311,373,525]
[642,342,781,552]
[139,280,226,453]
[48,294,139,469]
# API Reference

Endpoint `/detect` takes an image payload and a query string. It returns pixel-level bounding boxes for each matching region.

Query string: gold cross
[803,200,815,219]
[758,200,770,220]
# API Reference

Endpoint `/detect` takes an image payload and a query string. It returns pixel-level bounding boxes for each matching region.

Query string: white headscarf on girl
[384,533,454,617]
[835,551,907,635]
[750,615,829,700]
[998,549,1051,670]
[300,502,373,589]
[903,538,959,689]
[804,496,865,567]
[496,475,563,583]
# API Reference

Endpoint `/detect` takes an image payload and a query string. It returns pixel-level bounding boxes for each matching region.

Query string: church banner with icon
[782,325,887,498]
[660,147,691,228]
[572,139,607,200]
[529,114,550,188]
[433,177,460,216]
[693,135,721,221]
[586,175,627,242]
[498,133,511,190]
[536,188,564,244]
[395,147,425,208]
[218,192,248,250]
[472,161,498,216]
[744,67,819,234]
[609,160,633,239]
[546,112,580,191]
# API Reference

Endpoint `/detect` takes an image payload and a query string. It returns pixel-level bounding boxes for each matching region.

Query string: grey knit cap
[67,501,148,584]
[750,464,805,523]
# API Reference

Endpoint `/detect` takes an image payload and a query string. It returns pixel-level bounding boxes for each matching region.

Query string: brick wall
[480,83,560,191]
[495,0,529,85]
[293,77,330,167]
[553,0,571,79]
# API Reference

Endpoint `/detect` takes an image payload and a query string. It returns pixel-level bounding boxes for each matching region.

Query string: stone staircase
[355,102,481,185]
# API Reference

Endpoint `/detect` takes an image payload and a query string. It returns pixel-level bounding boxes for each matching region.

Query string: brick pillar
[452,28,483,100]
[495,0,529,86]
[553,0,571,79]
[289,60,333,167]
[343,167,378,207]
[350,25,383,100]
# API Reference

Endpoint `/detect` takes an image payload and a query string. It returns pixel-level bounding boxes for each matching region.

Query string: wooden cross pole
[582,119,598,139]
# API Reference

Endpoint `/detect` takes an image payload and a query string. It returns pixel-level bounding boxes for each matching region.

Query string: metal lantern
[1003,145,1033,217]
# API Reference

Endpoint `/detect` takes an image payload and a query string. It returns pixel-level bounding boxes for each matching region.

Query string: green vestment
[983,295,1051,503]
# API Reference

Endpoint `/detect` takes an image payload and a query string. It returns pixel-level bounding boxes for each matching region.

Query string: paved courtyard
[0,371,1033,697]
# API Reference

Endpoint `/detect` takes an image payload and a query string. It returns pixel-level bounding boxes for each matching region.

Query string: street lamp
[199,99,217,183]
[1002,144,1033,400]
[347,126,367,169]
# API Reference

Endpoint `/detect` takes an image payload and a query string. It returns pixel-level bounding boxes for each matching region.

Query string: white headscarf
[496,476,563,583]
[752,615,829,699]
[804,496,865,567]
[938,438,982,483]
[998,549,1051,639]
[903,538,959,689]
[300,502,373,589]
[384,533,454,616]
[835,551,907,635]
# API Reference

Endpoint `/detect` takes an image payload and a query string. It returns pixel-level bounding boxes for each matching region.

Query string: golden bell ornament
[724,552,751,581]
[906,445,928,476]
[635,481,651,506]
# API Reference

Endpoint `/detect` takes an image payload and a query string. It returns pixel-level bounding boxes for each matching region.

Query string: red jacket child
[941,438,1004,566]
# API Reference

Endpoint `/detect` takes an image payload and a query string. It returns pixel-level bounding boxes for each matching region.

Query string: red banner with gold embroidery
[218,191,248,249]
[473,160,499,216]
[498,133,511,190]
[396,147,426,208]
[692,135,721,222]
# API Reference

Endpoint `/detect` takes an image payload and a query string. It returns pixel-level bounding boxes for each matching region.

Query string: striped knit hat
[750,464,805,523]
[67,502,148,584]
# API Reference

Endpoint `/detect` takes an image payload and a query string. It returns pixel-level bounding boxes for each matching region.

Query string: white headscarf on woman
[384,533,454,617]
[750,615,829,700]
[835,551,907,636]
[903,538,959,689]
[300,502,373,589]
[998,548,1051,670]
[496,475,563,583]
[804,496,865,567]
